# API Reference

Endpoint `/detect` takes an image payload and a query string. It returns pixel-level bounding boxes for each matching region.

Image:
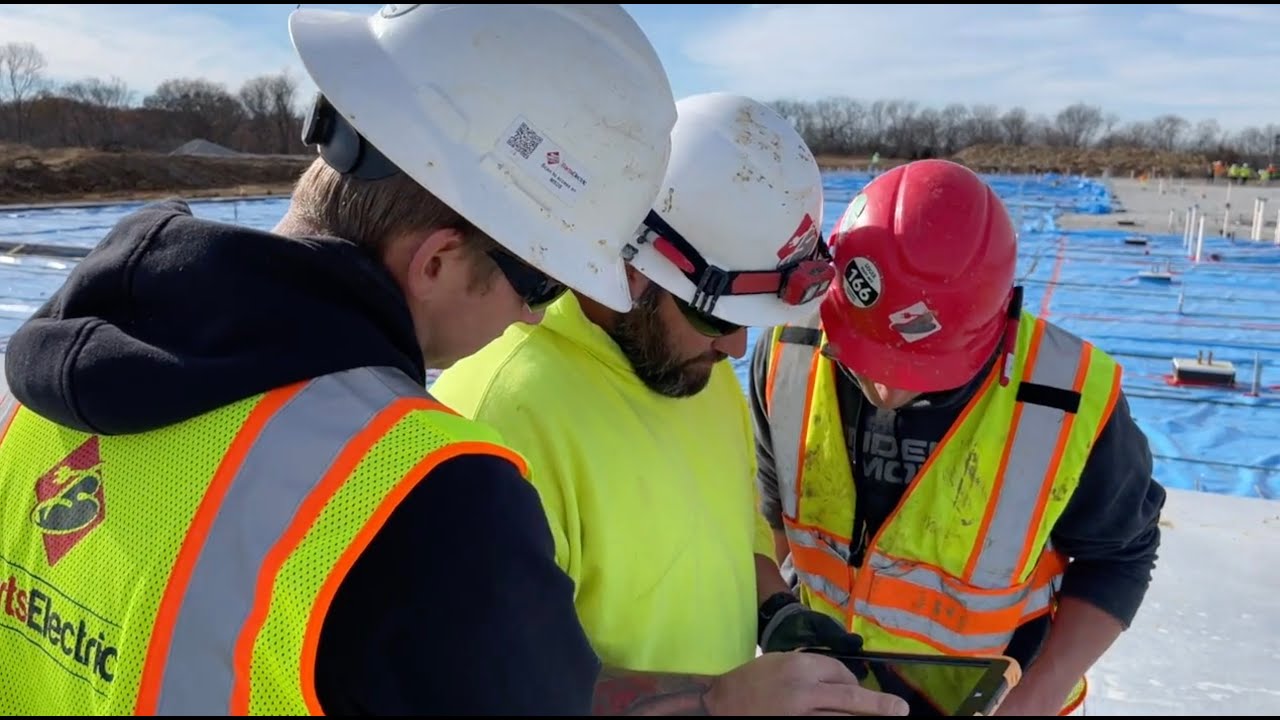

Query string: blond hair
[290,158,499,287]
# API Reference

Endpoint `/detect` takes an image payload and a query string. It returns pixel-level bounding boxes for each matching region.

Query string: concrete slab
[1059,178,1280,242]
[1083,488,1280,716]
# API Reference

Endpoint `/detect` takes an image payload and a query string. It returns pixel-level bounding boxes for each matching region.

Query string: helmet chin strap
[998,286,1025,387]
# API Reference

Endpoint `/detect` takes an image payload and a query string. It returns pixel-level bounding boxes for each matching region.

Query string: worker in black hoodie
[0,5,899,717]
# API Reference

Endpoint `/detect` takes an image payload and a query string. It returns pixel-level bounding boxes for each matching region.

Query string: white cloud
[0,4,312,101]
[5,3,1278,137]
[681,4,1280,133]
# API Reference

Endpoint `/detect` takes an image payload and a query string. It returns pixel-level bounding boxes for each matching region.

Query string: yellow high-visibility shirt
[432,293,772,675]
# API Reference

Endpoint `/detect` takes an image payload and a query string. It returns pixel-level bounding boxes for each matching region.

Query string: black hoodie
[4,199,599,714]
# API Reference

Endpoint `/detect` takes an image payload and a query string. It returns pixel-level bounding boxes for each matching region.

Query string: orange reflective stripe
[765,335,783,413]
[862,573,1040,636]
[788,542,853,587]
[856,611,1009,656]
[135,382,305,716]
[299,438,528,714]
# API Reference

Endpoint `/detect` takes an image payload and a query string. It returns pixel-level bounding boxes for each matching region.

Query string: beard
[608,284,725,399]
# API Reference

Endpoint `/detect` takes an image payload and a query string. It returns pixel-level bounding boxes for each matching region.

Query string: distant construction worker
[433,93,909,717]
[750,159,1166,716]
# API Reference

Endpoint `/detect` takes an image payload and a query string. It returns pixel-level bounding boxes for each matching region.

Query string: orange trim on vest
[765,336,783,414]
[230,396,445,713]
[1013,343,1090,584]
[298,438,529,714]
[964,321,1046,583]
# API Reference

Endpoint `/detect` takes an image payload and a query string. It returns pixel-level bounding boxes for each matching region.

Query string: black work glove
[758,592,865,655]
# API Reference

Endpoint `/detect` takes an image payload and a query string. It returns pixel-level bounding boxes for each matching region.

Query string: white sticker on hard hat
[498,116,591,207]
[835,193,867,236]
[842,256,881,308]
[888,301,942,343]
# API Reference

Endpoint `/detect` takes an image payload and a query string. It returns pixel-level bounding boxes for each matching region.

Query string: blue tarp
[1,172,1276,498]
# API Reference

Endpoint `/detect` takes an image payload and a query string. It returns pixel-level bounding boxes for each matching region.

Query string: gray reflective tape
[156,366,426,714]
[796,569,851,608]
[969,324,1085,588]
[769,312,822,520]
[0,394,15,428]
[786,524,851,563]
[852,599,1018,653]
[867,551,1058,614]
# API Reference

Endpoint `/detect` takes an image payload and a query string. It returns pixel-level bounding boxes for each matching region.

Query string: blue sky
[2,3,1279,133]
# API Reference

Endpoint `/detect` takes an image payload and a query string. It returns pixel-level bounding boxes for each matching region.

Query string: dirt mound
[0,143,313,205]
[951,144,1212,177]
[0,142,1219,207]
[170,139,244,158]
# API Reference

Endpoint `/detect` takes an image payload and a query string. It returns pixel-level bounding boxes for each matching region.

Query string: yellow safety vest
[0,366,524,715]
[763,309,1123,715]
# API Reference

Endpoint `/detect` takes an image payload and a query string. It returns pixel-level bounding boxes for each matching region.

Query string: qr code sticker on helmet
[506,122,544,160]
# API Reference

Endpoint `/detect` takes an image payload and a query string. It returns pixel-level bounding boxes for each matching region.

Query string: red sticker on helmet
[842,256,881,308]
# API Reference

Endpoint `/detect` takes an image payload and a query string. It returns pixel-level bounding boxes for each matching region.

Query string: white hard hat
[288,4,678,313]
[627,92,831,328]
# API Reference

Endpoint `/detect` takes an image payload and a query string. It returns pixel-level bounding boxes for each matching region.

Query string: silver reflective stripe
[852,599,1018,652]
[785,525,853,608]
[768,311,822,520]
[796,569,851,608]
[156,366,428,714]
[786,524,851,564]
[0,393,15,428]
[969,322,1086,588]
[867,550,1055,613]
[858,551,1057,651]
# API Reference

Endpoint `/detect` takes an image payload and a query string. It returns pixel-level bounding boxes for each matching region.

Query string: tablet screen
[833,653,1019,716]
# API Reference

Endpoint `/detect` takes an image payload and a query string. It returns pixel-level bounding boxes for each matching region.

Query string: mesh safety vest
[0,366,525,715]
[763,310,1123,715]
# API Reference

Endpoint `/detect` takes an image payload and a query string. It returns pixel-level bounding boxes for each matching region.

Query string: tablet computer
[808,649,1022,716]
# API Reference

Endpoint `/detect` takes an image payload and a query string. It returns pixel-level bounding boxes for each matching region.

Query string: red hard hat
[819,159,1017,394]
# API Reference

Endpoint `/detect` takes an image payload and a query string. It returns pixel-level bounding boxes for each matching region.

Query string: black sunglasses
[672,294,742,338]
[487,248,567,311]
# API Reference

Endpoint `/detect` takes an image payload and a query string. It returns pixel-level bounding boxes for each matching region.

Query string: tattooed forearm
[591,666,714,715]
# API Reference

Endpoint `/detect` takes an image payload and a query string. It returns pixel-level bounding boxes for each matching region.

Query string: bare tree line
[0,42,304,154]
[3,41,1278,167]
[770,98,1280,165]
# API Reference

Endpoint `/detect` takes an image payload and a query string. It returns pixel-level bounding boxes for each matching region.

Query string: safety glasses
[486,247,567,312]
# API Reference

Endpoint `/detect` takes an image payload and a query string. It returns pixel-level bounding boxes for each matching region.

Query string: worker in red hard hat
[749,159,1167,716]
